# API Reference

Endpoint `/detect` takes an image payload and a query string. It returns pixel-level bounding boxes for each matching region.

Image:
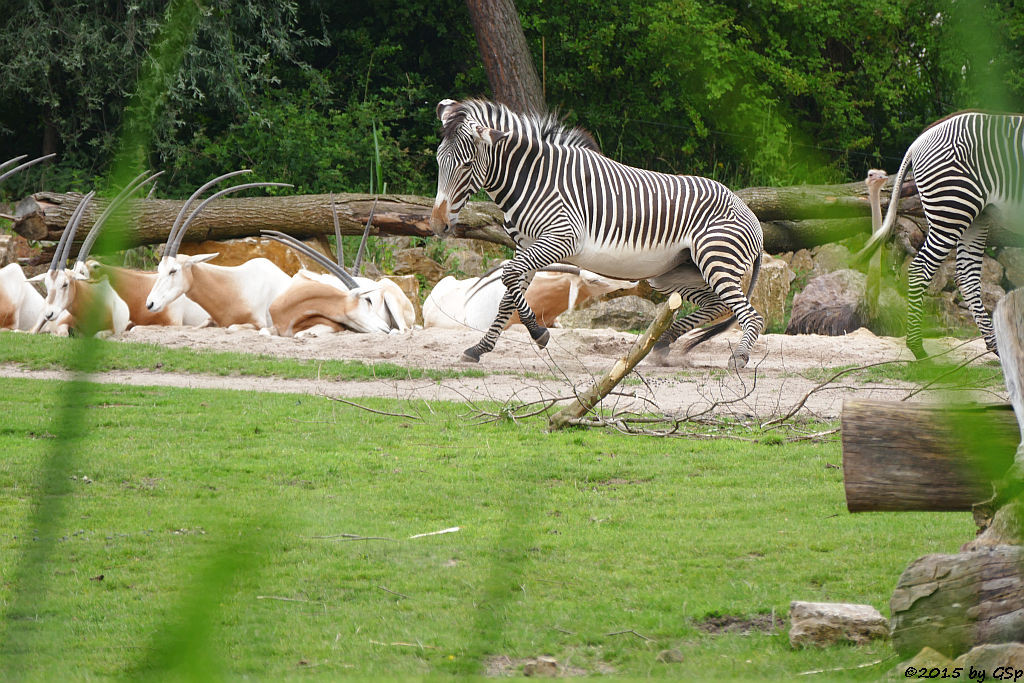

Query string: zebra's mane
[923,109,1022,132]
[442,99,601,153]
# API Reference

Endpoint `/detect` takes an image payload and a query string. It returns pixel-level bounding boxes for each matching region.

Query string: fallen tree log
[890,545,1024,658]
[12,192,515,250]
[841,399,1020,512]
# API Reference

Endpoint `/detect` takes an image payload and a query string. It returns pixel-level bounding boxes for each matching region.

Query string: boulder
[810,243,852,276]
[558,295,656,331]
[788,601,888,648]
[895,216,926,255]
[983,255,1005,288]
[982,281,1007,313]
[745,255,791,331]
[393,247,447,285]
[953,642,1024,672]
[775,248,815,276]
[891,646,954,679]
[786,269,866,336]
[925,256,957,296]
[0,234,13,268]
[999,247,1024,288]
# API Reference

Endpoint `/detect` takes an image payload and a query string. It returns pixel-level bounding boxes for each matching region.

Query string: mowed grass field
[0,336,974,679]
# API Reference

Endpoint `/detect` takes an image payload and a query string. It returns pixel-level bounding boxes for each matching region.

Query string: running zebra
[858,110,1024,359]
[429,98,765,368]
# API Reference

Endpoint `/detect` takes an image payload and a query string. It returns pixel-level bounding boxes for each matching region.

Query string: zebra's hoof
[727,351,749,370]
[648,345,671,366]
[461,347,482,363]
[531,327,550,349]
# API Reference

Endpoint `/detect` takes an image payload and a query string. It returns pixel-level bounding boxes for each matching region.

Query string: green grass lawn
[0,374,973,680]
[0,331,484,382]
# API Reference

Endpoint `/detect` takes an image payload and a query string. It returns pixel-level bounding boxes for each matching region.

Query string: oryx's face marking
[40,270,76,322]
[146,256,192,313]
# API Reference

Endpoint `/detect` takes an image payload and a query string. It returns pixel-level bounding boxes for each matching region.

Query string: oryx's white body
[0,263,46,331]
[33,266,130,337]
[423,267,636,331]
[87,262,211,327]
[146,255,291,333]
[269,270,392,337]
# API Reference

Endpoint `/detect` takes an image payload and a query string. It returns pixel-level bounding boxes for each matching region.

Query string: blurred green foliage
[2,0,1022,199]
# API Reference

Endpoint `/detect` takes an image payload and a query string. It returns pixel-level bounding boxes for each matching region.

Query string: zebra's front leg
[462,237,576,361]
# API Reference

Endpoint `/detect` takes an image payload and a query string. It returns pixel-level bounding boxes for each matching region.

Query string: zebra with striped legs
[429,98,765,368]
[858,110,1024,359]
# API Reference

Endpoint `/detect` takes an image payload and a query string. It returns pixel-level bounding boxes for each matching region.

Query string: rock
[786,269,866,336]
[982,281,1007,313]
[447,248,485,277]
[655,649,685,663]
[890,646,954,679]
[393,247,447,285]
[983,255,1005,288]
[953,643,1024,673]
[0,234,13,267]
[810,243,852,276]
[776,248,815,276]
[926,256,957,296]
[895,216,926,254]
[523,656,559,677]
[933,291,975,329]
[558,295,656,331]
[745,255,792,332]
[999,247,1024,288]
[788,601,888,648]
[179,236,325,275]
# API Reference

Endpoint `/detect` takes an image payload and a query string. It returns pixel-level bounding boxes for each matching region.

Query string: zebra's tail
[679,252,763,355]
[853,144,915,265]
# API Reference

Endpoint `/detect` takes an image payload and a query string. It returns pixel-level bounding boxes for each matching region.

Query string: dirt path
[0,325,1001,421]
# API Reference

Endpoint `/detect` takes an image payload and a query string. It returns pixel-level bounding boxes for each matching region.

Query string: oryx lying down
[30,191,130,337]
[423,263,636,331]
[260,230,415,335]
[145,171,293,334]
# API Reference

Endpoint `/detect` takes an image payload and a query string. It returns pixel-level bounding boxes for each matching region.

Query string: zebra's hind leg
[648,286,727,365]
[906,221,966,360]
[700,258,764,370]
[955,221,998,354]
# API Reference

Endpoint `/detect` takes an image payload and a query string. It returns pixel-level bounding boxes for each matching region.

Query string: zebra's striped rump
[433,99,765,368]
[857,110,1024,359]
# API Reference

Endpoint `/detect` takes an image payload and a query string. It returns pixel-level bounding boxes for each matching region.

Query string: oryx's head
[145,170,291,312]
[29,190,97,327]
[431,99,507,237]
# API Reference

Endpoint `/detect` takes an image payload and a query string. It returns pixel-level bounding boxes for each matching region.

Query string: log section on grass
[841,399,1020,512]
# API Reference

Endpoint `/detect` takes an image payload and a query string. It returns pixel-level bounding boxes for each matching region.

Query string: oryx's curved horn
[164,169,253,257]
[330,193,344,268]
[352,198,378,276]
[49,191,96,272]
[260,230,361,290]
[168,180,293,256]
[0,154,56,186]
[75,170,164,266]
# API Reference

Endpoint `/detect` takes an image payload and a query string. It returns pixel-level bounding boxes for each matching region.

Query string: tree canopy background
[1,0,1021,199]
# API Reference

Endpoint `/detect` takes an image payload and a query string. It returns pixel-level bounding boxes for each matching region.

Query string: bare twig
[378,585,411,600]
[605,629,653,641]
[320,393,421,420]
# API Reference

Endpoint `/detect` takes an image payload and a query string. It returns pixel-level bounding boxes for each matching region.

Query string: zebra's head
[431,99,507,237]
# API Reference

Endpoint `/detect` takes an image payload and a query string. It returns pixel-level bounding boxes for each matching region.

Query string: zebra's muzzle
[430,199,455,237]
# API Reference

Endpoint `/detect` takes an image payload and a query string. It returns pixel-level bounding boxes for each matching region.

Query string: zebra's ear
[472,125,508,146]
[437,99,459,124]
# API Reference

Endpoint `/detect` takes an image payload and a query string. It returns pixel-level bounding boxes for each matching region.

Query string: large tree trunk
[18,182,1021,257]
[12,192,515,254]
[465,0,545,113]
[841,399,1020,512]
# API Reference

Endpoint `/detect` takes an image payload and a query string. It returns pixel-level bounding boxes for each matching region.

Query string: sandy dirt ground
[2,323,1001,422]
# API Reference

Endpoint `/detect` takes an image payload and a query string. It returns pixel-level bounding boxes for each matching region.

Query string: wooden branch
[548,293,681,430]
[840,399,1020,512]
[890,545,1024,658]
